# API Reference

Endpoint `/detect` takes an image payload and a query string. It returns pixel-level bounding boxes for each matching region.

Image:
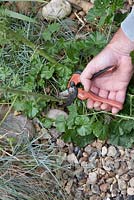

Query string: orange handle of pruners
[78,88,123,110]
[68,72,123,110]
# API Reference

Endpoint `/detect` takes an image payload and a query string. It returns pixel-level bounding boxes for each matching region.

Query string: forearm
[108,28,134,55]
[121,6,134,42]
[107,7,134,55]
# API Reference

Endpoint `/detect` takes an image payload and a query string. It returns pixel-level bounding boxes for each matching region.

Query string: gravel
[53,135,134,200]
[44,109,134,199]
[3,112,134,199]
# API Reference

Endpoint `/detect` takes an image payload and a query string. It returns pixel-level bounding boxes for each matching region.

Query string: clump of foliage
[0,0,134,149]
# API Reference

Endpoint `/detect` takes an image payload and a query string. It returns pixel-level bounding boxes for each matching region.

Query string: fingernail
[101,103,108,110]
[112,107,119,114]
[94,102,101,108]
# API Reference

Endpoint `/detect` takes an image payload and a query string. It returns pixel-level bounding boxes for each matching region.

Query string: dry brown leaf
[68,0,93,13]
[16,2,32,14]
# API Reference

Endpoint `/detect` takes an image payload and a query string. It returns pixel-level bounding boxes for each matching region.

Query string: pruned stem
[0,87,60,102]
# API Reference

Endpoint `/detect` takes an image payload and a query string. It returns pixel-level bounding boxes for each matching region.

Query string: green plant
[86,0,127,40]
[41,0,134,148]
[1,0,134,149]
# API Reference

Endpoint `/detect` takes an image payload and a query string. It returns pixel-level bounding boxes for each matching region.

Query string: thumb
[80,47,116,91]
[80,58,109,92]
[80,59,99,91]
[80,74,91,92]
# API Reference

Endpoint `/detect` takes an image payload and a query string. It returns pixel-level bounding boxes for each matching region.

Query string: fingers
[87,89,109,111]
[112,90,126,114]
[87,89,126,114]
[87,86,99,109]
[99,90,109,110]
[80,46,130,114]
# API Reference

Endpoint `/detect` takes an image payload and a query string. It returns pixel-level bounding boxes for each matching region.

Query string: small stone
[83,152,88,158]
[73,146,82,159]
[68,143,74,154]
[47,109,68,119]
[127,160,134,170]
[108,172,116,178]
[65,179,73,194]
[97,168,106,176]
[130,177,134,187]
[42,0,72,20]
[114,161,120,169]
[130,150,134,159]
[90,195,101,200]
[81,161,88,168]
[41,128,51,140]
[74,146,80,155]
[73,167,84,180]
[121,189,127,196]
[92,140,103,149]
[78,178,87,186]
[100,192,106,199]
[91,184,100,194]
[87,160,97,170]
[87,172,97,184]
[118,162,128,175]
[101,146,108,157]
[56,139,65,148]
[89,152,98,162]
[118,146,125,156]
[118,179,127,190]
[50,128,61,139]
[119,150,125,157]
[74,190,83,199]
[121,174,130,181]
[116,194,125,200]
[106,177,114,184]
[125,149,130,157]
[107,146,117,157]
[128,195,134,200]
[103,157,115,171]
[84,145,92,155]
[96,140,104,149]
[127,188,134,195]
[78,11,85,17]
[110,180,118,190]
[128,170,134,177]
[79,157,88,163]
[110,184,118,197]
[77,150,83,159]
[100,183,109,192]
[67,153,79,165]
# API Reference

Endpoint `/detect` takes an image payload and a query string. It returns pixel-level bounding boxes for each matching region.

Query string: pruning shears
[59,66,123,110]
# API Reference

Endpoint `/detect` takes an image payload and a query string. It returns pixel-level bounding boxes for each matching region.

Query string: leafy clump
[43,93,134,148]
[109,119,134,148]
[0,0,134,148]
[87,0,123,23]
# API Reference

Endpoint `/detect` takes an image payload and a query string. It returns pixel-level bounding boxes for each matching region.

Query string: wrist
[107,28,134,56]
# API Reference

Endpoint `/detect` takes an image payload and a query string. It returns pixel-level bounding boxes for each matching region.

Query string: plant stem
[0,95,17,126]
[86,111,134,120]
[8,29,62,66]
[0,87,61,102]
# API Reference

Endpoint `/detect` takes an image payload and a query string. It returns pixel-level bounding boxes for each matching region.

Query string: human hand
[80,28,134,114]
